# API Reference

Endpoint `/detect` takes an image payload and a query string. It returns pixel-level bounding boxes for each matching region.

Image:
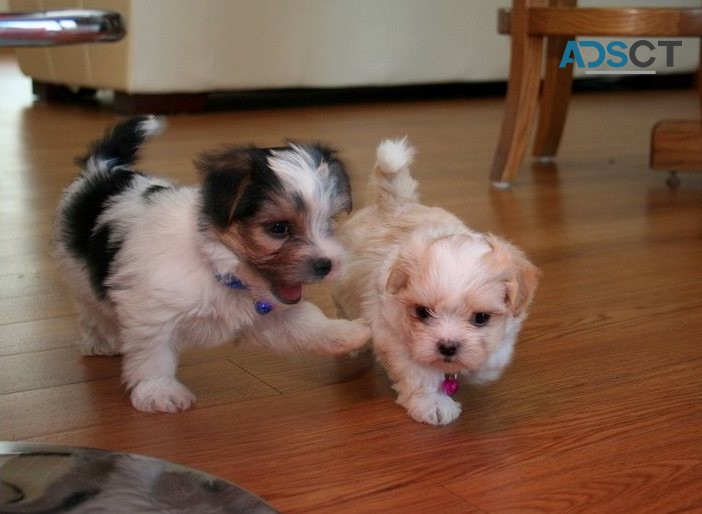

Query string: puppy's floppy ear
[196,147,253,228]
[386,265,409,294]
[485,234,541,316]
[386,236,426,295]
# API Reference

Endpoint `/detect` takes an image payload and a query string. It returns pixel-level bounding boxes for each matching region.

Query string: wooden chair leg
[490,0,547,187]
[532,35,574,160]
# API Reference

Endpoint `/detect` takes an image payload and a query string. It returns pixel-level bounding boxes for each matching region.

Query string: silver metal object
[0,441,279,513]
[0,10,125,46]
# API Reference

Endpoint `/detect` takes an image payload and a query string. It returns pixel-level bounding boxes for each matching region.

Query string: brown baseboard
[25,72,698,114]
[114,92,208,114]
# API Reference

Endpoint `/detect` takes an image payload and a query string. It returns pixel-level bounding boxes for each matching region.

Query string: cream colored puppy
[333,139,540,425]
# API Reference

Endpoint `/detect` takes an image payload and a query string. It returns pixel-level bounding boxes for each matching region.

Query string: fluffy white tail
[370,137,419,210]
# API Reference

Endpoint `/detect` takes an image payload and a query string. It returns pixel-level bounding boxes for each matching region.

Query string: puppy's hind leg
[76,299,121,356]
[120,325,195,413]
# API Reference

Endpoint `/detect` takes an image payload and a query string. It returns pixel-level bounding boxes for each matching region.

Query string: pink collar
[441,373,460,396]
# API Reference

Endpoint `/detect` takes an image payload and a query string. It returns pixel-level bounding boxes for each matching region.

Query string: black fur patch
[61,168,136,297]
[197,143,351,227]
[88,224,123,299]
[198,163,249,228]
[142,184,170,201]
[76,115,154,169]
[197,147,284,227]
[56,489,101,511]
[232,149,284,220]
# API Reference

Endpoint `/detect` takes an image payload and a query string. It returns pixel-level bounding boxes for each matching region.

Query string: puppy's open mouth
[271,283,303,304]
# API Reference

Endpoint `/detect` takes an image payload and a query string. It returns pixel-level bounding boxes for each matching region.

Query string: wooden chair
[491,0,702,187]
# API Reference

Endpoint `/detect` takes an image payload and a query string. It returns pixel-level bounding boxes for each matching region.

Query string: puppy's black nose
[438,341,459,357]
[311,258,333,278]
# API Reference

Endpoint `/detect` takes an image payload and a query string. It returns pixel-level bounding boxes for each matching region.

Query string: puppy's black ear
[196,148,253,228]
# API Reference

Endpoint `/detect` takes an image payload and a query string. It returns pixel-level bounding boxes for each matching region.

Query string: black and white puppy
[53,116,370,413]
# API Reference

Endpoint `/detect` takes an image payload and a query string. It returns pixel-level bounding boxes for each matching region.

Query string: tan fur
[333,138,540,426]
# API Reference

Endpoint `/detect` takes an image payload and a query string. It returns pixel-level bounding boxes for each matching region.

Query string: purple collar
[215,273,274,315]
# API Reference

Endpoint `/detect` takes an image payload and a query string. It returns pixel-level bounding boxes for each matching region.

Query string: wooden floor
[1,53,701,513]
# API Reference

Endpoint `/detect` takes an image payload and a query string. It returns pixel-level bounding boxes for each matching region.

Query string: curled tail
[57,115,167,299]
[370,137,419,210]
[79,115,165,174]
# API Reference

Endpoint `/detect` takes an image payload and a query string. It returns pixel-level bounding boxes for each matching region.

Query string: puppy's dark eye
[472,312,491,326]
[415,306,432,321]
[267,221,290,238]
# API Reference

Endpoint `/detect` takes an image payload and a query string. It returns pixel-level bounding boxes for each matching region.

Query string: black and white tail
[369,137,419,211]
[56,115,166,299]
[78,115,165,174]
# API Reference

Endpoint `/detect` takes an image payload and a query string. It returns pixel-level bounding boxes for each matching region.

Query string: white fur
[54,127,371,413]
[333,139,539,426]
[138,114,166,137]
[370,137,419,210]
[266,146,347,278]
[376,137,415,175]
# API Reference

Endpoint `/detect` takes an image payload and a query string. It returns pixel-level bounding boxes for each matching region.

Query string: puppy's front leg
[393,368,462,426]
[243,301,371,356]
[376,337,461,426]
[395,379,462,426]
[120,325,196,413]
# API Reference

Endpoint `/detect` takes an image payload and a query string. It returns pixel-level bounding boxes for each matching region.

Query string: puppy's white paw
[78,323,120,356]
[80,338,120,357]
[328,319,372,355]
[404,394,462,426]
[130,377,196,413]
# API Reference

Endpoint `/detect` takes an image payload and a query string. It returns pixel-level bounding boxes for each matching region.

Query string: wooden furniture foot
[650,120,702,180]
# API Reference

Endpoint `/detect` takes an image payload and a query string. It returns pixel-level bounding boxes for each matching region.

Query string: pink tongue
[278,284,303,303]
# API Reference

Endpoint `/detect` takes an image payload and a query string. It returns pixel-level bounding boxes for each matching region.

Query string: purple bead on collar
[216,273,273,315]
[254,300,273,315]
[442,373,460,396]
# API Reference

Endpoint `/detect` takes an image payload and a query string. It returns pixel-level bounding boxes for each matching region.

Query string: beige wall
[6,0,701,94]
